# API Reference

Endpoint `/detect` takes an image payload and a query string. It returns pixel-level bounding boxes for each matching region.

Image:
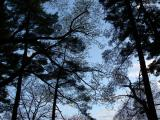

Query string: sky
[4,0,160,120]
[47,1,151,119]
[87,52,160,120]
[58,41,160,120]
[45,0,160,119]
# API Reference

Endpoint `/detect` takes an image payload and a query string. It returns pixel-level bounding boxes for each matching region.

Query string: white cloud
[128,59,153,79]
[128,62,140,79]
[91,108,116,120]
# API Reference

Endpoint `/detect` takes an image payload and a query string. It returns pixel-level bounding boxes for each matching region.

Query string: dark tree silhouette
[0,0,103,119]
[100,0,160,119]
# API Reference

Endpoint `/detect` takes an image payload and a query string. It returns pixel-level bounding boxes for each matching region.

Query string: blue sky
[48,0,128,119]
[5,0,159,119]
[50,1,160,119]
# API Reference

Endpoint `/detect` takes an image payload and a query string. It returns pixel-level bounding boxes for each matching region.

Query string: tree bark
[52,73,60,120]
[11,75,23,120]
[11,43,28,120]
[125,0,158,119]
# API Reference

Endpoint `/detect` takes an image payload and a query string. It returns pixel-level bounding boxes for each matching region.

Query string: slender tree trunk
[125,0,158,119]
[11,43,28,120]
[12,9,31,119]
[52,47,66,120]
[52,74,60,120]
[11,75,23,120]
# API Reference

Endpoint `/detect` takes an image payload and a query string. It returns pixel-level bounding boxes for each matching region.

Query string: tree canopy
[0,0,160,120]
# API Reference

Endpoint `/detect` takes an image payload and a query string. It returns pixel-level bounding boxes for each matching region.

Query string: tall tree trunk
[11,75,23,120]
[125,0,158,119]
[52,75,60,120]
[12,9,31,119]
[52,48,66,120]
[11,43,28,120]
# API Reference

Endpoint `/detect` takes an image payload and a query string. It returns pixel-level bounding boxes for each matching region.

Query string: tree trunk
[125,0,158,119]
[11,43,28,120]
[11,9,30,118]
[52,74,60,120]
[11,75,23,120]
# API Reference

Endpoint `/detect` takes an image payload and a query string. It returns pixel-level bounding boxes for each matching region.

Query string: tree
[113,81,160,120]
[99,0,160,119]
[0,0,58,119]
[18,80,52,120]
[101,43,160,119]
[0,0,103,119]
[113,98,148,120]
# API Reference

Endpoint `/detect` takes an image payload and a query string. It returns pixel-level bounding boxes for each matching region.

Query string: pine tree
[100,0,160,119]
[0,0,58,119]
[0,0,102,119]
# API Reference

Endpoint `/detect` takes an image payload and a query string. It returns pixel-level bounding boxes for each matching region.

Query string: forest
[0,0,160,120]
